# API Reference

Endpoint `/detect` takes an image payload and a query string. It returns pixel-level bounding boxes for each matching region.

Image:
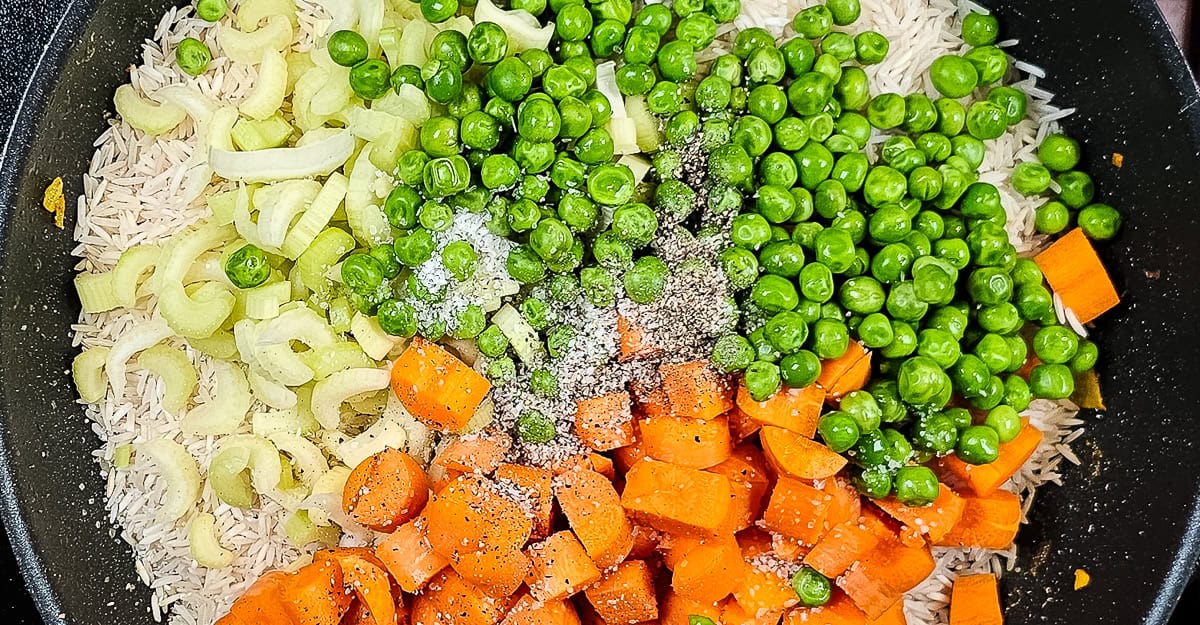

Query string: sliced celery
[111,244,161,308]
[608,116,640,155]
[252,406,320,438]
[188,331,238,360]
[188,513,235,568]
[113,443,135,469]
[240,47,288,120]
[106,320,174,401]
[594,61,628,117]
[302,341,375,380]
[72,346,110,404]
[308,51,354,117]
[152,221,238,289]
[378,26,403,68]
[350,312,400,360]
[75,272,120,314]
[209,435,283,507]
[291,67,335,131]
[337,413,409,469]
[240,280,292,320]
[207,447,255,509]
[247,367,299,409]
[296,228,356,295]
[234,0,300,31]
[256,179,322,248]
[207,189,240,226]
[215,15,294,65]
[254,343,313,387]
[280,172,349,259]
[231,114,294,151]
[268,432,328,486]
[626,95,663,153]
[369,126,420,172]
[285,50,316,95]
[345,144,392,246]
[371,84,432,128]
[139,438,202,523]
[396,18,434,67]
[181,360,252,435]
[618,154,653,184]
[257,305,338,348]
[310,368,391,429]
[493,303,545,364]
[151,84,219,125]
[327,296,352,334]
[136,344,198,416]
[283,509,340,548]
[209,129,354,184]
[114,84,186,136]
[465,396,495,434]
[159,281,235,339]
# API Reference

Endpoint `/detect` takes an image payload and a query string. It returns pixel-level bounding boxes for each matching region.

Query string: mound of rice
[69,1,1090,623]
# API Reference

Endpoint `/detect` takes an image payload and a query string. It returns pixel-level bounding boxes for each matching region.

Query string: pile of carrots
[215,336,1044,625]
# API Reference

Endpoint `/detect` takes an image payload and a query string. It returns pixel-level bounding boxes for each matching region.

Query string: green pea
[506,245,546,284]
[788,72,835,116]
[817,411,861,453]
[573,128,614,165]
[645,81,682,115]
[973,333,1012,375]
[623,256,669,304]
[929,55,979,98]
[374,299,417,338]
[224,244,270,289]
[935,97,967,135]
[748,45,788,84]
[745,360,782,401]
[612,203,658,247]
[677,12,718,48]
[421,0,458,22]
[658,40,697,82]
[988,86,1028,125]
[1055,170,1095,208]
[527,218,573,262]
[810,318,850,359]
[957,425,1000,465]
[394,228,436,267]
[827,153,867,193]
[854,31,889,65]
[1070,339,1100,373]
[327,30,368,68]
[793,5,833,38]
[417,199,453,232]
[794,141,835,189]
[1029,363,1075,399]
[710,144,755,185]
[866,93,905,129]
[710,184,745,216]
[719,247,760,290]
[798,261,834,304]
[695,75,732,112]
[964,45,1009,84]
[811,228,854,273]
[853,467,893,498]
[869,242,914,284]
[967,267,1013,306]
[711,334,755,373]
[175,37,212,77]
[705,0,740,22]
[196,0,227,21]
[487,57,534,101]
[594,231,633,270]
[763,311,809,354]
[863,166,908,208]
[965,100,1006,140]
[634,3,673,34]
[751,274,800,313]
[1038,133,1082,172]
[590,19,626,57]
[1033,325,1080,364]
[962,12,1000,46]
[894,466,940,506]
[1079,203,1122,240]
[982,405,1020,444]
[780,37,818,78]
[349,59,392,100]
[888,280,931,321]
[839,276,885,315]
[758,241,805,278]
[1010,161,1052,196]
[822,32,856,62]
[587,164,636,205]
[898,355,949,407]
[779,350,821,388]
[1004,374,1032,411]
[912,414,957,453]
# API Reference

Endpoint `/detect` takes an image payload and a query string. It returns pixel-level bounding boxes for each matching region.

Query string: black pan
[3,0,1200,624]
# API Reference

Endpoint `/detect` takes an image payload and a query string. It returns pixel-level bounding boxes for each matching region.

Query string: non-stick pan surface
[3,0,1200,623]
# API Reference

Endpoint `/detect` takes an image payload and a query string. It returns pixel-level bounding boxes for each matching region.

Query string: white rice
[69,1,1092,624]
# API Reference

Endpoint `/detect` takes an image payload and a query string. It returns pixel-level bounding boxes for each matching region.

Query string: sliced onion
[310,368,391,430]
[106,320,174,401]
[209,129,354,183]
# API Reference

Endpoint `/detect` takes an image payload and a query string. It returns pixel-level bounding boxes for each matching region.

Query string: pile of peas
[689,3,1115,505]
[220,0,742,395]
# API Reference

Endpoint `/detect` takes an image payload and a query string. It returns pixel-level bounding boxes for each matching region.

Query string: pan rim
[0,0,1198,624]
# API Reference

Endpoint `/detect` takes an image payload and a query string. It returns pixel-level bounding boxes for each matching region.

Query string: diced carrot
[722,597,783,625]
[617,314,663,362]
[816,342,872,402]
[589,453,616,479]
[762,476,860,546]
[343,448,429,533]
[804,520,881,579]
[612,423,649,475]
[500,592,582,625]
[640,414,733,469]
[661,533,704,570]
[673,534,746,603]
[781,592,868,625]
[934,420,1043,496]
[283,558,354,625]
[949,574,1002,625]
[630,378,673,419]
[628,525,662,560]
[575,391,636,452]
[1034,227,1120,323]
[428,465,465,492]
[376,517,451,593]
[423,474,533,595]
[934,490,1022,550]
[771,534,811,561]
[733,531,800,615]
[729,405,763,442]
[621,458,733,536]
[708,444,773,534]
[659,360,735,420]
[525,531,602,601]
[410,568,510,625]
[320,549,400,625]
[391,337,491,433]
[837,540,935,619]
[495,463,556,540]
[433,431,512,474]
[584,559,661,625]
[221,571,293,625]
[736,383,825,437]
[872,484,966,544]
[868,602,907,625]
[342,600,379,625]
[660,590,722,625]
[760,426,848,480]
[553,467,634,568]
